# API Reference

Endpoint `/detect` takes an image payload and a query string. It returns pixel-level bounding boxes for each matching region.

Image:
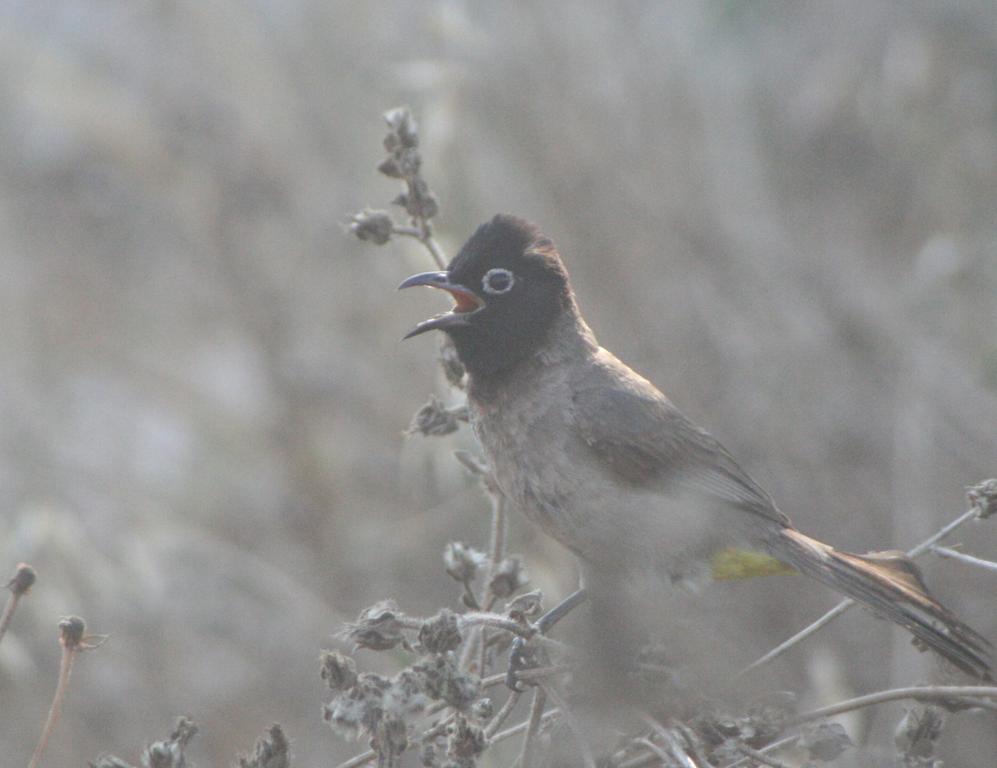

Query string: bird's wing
[571,349,790,528]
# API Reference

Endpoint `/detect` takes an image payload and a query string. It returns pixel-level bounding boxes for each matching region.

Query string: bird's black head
[399,215,573,381]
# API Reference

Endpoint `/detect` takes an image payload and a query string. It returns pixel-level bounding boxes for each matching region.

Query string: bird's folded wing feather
[570,350,790,528]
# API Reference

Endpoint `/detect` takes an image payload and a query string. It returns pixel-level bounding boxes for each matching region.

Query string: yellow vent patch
[711,548,796,581]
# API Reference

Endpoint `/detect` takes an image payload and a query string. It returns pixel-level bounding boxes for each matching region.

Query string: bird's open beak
[398,271,485,339]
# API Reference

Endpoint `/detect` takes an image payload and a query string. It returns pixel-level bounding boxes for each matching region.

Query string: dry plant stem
[519,687,548,768]
[733,744,792,768]
[720,735,800,768]
[789,685,997,726]
[539,684,597,768]
[489,706,560,745]
[932,545,997,574]
[0,591,23,647]
[477,491,509,672]
[740,505,983,675]
[391,225,446,270]
[29,638,80,768]
[484,690,521,738]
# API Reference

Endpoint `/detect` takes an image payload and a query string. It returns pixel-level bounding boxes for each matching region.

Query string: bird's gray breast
[469,363,607,562]
[468,360,754,583]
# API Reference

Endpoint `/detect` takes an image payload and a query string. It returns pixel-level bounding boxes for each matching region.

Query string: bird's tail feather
[775,528,992,680]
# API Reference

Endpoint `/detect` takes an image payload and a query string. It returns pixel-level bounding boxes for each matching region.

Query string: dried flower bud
[894,706,944,759]
[444,542,487,583]
[7,563,36,595]
[59,615,87,648]
[321,650,358,690]
[471,698,494,721]
[419,609,463,654]
[413,653,480,711]
[404,177,438,219]
[343,600,409,651]
[384,107,419,149]
[237,724,290,768]
[800,721,852,762]
[142,717,198,768]
[408,395,463,437]
[374,715,408,761]
[505,590,543,623]
[324,672,390,738]
[968,478,997,519]
[447,715,486,762]
[488,557,528,598]
[349,209,393,245]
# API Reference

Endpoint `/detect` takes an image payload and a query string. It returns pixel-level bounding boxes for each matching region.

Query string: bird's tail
[774,528,992,680]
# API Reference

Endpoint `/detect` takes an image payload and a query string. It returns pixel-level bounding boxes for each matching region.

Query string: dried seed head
[408,395,462,437]
[443,542,487,583]
[446,715,486,762]
[320,650,358,690]
[471,698,494,721]
[413,653,481,711]
[59,615,87,648]
[488,557,528,598]
[800,721,852,762]
[324,672,390,738]
[968,478,997,519]
[419,609,463,654]
[7,563,36,595]
[142,717,198,768]
[384,107,419,149]
[505,590,544,623]
[237,724,290,768]
[894,706,945,759]
[343,600,409,651]
[373,715,409,761]
[349,209,393,245]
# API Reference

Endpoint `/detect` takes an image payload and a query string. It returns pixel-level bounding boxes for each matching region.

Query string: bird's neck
[464,302,598,403]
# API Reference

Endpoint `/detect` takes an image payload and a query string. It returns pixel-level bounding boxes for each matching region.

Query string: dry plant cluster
[4,108,997,768]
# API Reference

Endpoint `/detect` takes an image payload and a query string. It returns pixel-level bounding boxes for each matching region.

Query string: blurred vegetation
[1,1,995,766]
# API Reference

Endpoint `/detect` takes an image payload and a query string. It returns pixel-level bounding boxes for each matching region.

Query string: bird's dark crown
[445,215,574,383]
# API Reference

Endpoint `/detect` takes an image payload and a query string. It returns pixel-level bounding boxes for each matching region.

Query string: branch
[932,546,997,574]
[788,685,997,726]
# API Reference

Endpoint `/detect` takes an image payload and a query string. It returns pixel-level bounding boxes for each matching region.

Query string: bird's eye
[482,268,515,295]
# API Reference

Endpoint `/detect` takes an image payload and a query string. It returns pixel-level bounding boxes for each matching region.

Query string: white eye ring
[482,267,515,295]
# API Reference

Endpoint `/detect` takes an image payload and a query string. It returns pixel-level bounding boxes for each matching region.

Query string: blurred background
[1,1,996,765]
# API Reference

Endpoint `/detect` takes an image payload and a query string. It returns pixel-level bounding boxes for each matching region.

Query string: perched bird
[399,214,992,681]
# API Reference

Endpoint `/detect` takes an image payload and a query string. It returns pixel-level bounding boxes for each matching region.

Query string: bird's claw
[505,636,535,691]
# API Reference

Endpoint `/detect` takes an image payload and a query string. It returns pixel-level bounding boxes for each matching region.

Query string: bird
[398,214,992,682]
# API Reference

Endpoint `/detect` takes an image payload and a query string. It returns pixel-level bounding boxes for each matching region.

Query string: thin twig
[720,735,800,768]
[932,546,997,574]
[740,506,983,675]
[478,491,509,672]
[519,687,548,768]
[734,743,792,768]
[0,563,35,647]
[484,690,521,738]
[391,225,446,269]
[489,705,560,745]
[788,685,997,726]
